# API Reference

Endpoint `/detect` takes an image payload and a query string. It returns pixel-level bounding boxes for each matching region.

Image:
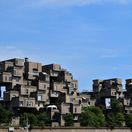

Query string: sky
[0,0,132,91]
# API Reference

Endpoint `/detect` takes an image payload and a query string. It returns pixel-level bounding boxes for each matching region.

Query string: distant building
[92,78,132,114]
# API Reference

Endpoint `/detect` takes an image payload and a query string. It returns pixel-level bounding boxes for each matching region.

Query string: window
[9,77,12,81]
[26,89,28,94]
[54,85,57,90]
[12,95,16,98]
[15,60,18,65]
[46,76,49,81]
[75,83,77,88]
[0,65,2,72]
[44,84,46,89]
[38,95,42,101]
[15,77,20,82]
[5,76,7,81]
[75,107,77,113]
[28,101,33,106]
[71,83,74,88]
[33,69,39,77]
[27,81,31,86]
[13,77,20,82]
[19,101,23,106]
[68,107,70,112]
[14,69,17,75]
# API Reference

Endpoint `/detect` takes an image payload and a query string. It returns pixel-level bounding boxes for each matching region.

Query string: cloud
[25,0,131,8]
[0,45,25,61]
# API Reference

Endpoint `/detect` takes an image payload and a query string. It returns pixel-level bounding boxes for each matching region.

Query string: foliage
[37,113,50,127]
[0,104,13,124]
[20,112,50,127]
[63,113,74,126]
[111,98,123,113]
[106,99,125,127]
[125,114,132,128]
[80,106,105,127]
[20,113,38,127]
[106,112,125,127]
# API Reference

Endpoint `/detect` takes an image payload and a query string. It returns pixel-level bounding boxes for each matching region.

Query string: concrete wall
[1,127,132,132]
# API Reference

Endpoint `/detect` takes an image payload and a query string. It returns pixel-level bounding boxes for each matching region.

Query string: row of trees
[64,99,132,128]
[0,99,132,128]
[20,112,50,128]
[0,104,50,127]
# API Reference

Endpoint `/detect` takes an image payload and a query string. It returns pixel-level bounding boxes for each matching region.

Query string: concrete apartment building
[0,58,132,127]
[0,58,88,127]
[92,78,132,114]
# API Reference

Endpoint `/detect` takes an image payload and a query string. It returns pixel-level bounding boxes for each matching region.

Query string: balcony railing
[50,92,59,97]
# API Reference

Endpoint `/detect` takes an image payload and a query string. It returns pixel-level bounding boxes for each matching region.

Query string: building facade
[0,58,132,126]
[0,58,85,126]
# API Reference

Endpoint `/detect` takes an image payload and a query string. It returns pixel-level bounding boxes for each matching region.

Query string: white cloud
[25,0,131,7]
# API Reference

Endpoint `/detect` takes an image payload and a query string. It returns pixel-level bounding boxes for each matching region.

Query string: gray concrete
[2,127,132,132]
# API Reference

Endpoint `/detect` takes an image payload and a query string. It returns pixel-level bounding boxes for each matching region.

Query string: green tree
[63,113,74,126]
[80,106,105,127]
[37,112,50,127]
[20,113,28,127]
[0,104,13,124]
[106,99,125,127]
[106,112,124,127]
[125,114,132,128]
[20,113,38,127]
[111,99,123,113]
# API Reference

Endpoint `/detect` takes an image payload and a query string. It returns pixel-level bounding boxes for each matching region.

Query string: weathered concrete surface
[1,127,132,132]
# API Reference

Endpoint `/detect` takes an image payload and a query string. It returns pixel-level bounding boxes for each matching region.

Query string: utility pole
[26,118,29,132]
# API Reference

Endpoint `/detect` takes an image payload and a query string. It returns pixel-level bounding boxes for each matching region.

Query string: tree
[37,112,50,127]
[80,106,105,127]
[111,98,123,114]
[125,114,132,128]
[63,113,74,126]
[0,104,13,124]
[106,112,124,127]
[20,113,28,127]
[20,113,38,128]
[106,98,125,127]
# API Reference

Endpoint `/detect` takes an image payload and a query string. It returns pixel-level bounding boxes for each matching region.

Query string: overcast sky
[1,0,132,91]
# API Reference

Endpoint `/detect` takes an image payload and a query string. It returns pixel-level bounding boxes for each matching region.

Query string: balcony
[15,59,24,67]
[12,97,36,108]
[50,91,59,98]
[28,71,39,76]
[125,106,132,114]
[50,71,58,77]
[0,72,12,83]
[26,71,39,80]
[61,103,70,114]
[123,98,131,106]
[53,82,64,92]
[13,68,23,77]
[37,92,47,102]
[72,105,81,114]
[4,90,19,101]
[100,89,116,98]
[20,86,37,96]
[38,81,49,90]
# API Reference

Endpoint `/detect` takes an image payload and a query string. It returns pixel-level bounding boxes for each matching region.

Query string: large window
[0,86,6,100]
[38,95,42,101]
